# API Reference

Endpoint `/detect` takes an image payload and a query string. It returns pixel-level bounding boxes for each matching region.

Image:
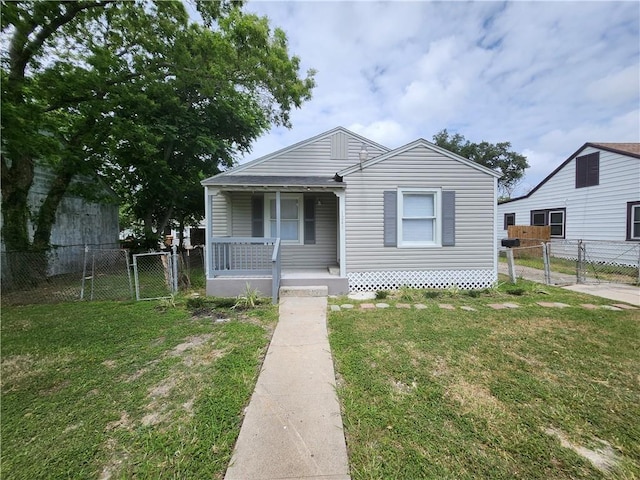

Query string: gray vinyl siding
[344,145,496,271]
[215,191,338,269]
[497,148,640,242]
[229,131,387,177]
[211,192,229,236]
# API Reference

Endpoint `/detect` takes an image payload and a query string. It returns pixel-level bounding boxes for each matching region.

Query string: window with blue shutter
[383,191,397,247]
[303,195,316,245]
[251,195,264,237]
[384,189,455,247]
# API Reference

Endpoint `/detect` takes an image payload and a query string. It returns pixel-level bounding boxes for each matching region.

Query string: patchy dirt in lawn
[102,359,117,369]
[106,412,133,432]
[1,353,74,391]
[170,334,214,355]
[98,438,128,480]
[545,427,620,473]
[446,377,507,419]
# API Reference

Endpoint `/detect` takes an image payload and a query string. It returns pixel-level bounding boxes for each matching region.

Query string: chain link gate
[132,249,178,301]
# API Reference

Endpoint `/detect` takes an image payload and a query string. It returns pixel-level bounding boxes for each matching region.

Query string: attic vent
[331,132,348,160]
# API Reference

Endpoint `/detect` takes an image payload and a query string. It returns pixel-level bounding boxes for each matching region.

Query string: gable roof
[338,138,502,178]
[203,126,391,182]
[500,142,640,204]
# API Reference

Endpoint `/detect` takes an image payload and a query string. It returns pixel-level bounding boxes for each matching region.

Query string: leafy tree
[1,1,315,261]
[432,129,529,199]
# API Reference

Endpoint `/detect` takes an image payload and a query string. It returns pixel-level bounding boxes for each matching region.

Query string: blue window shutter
[251,195,264,237]
[383,191,397,247]
[303,195,316,245]
[442,190,456,246]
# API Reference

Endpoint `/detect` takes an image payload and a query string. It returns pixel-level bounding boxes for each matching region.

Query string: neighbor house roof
[201,175,345,190]
[202,126,391,182]
[588,143,640,157]
[499,142,640,204]
[338,138,502,178]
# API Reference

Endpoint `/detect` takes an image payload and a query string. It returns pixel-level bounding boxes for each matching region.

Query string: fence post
[125,250,134,300]
[542,242,551,285]
[80,244,89,300]
[171,245,179,293]
[637,243,640,285]
[506,248,517,283]
[577,240,584,284]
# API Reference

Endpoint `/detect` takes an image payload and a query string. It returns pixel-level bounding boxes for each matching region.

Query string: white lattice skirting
[348,269,496,292]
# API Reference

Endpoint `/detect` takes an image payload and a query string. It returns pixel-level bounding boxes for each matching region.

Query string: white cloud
[348,120,409,147]
[235,0,639,182]
[586,65,640,105]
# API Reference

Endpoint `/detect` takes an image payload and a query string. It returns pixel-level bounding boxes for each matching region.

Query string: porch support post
[275,190,281,239]
[336,191,347,277]
[204,186,213,279]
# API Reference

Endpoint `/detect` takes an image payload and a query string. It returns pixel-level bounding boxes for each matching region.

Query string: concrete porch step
[279,285,329,297]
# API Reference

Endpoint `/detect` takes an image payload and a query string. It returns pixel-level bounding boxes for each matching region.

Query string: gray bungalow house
[201,127,501,299]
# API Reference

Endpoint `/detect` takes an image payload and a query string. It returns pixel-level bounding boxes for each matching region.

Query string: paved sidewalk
[224,290,351,480]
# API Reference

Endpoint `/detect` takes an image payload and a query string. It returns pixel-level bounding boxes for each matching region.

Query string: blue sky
[233,1,639,195]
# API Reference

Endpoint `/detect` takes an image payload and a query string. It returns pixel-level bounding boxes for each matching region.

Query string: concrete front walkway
[224,287,351,480]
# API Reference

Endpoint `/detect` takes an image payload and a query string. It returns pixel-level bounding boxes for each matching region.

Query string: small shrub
[506,287,526,296]
[465,289,481,298]
[446,284,461,297]
[398,286,417,302]
[423,290,441,299]
[376,290,389,300]
[232,283,261,310]
[155,294,177,312]
[186,296,207,310]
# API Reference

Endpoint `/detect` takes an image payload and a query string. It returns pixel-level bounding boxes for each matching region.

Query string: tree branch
[9,1,113,84]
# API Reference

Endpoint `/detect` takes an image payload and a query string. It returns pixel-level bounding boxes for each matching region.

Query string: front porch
[202,176,348,302]
[205,267,349,298]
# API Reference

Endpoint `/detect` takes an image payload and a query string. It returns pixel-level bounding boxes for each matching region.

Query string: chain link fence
[1,244,206,305]
[499,239,640,286]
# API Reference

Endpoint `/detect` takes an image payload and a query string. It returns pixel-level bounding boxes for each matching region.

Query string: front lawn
[329,282,640,479]
[1,297,277,479]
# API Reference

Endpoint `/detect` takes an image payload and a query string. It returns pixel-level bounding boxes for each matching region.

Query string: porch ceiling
[202,175,345,192]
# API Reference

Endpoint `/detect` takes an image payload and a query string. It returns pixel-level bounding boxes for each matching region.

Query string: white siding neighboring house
[497,143,640,244]
[202,127,500,297]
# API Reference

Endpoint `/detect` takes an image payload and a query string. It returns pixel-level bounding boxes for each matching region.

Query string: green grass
[328,281,640,479]
[1,296,277,479]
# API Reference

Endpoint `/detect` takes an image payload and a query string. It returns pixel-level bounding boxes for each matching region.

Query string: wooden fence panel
[507,225,550,258]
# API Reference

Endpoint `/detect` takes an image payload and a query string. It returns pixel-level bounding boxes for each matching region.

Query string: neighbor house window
[575,152,599,188]
[549,210,565,237]
[264,194,303,244]
[530,208,566,238]
[504,213,515,230]
[531,210,546,226]
[627,201,640,241]
[397,189,440,246]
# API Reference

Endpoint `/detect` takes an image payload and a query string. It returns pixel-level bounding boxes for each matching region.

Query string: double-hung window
[530,208,566,238]
[627,201,640,241]
[265,194,303,244]
[397,189,440,246]
[548,210,565,237]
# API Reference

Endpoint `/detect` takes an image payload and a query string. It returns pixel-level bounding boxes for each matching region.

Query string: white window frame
[264,193,304,245]
[631,204,640,240]
[397,188,441,247]
[548,210,565,238]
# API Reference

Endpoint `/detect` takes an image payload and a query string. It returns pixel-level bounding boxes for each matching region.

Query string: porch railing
[271,238,281,304]
[210,237,282,303]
